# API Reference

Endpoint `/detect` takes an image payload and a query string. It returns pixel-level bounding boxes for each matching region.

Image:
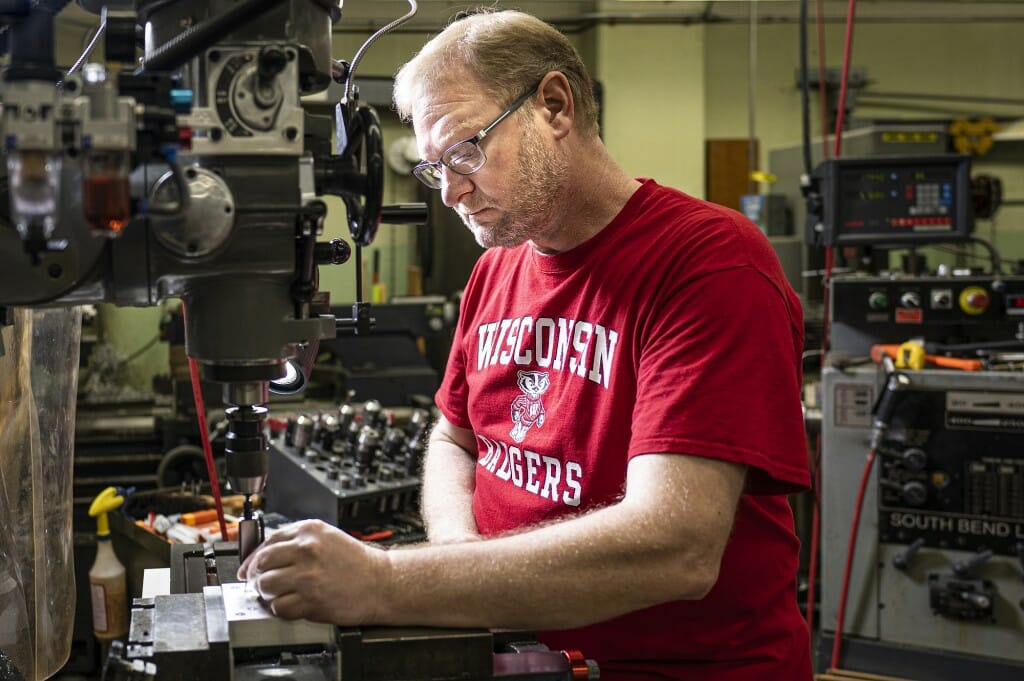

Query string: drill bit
[237,494,264,565]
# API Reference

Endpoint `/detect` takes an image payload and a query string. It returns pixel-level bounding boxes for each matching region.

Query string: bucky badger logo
[510,370,550,443]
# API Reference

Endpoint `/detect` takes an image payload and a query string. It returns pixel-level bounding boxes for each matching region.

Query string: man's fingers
[238,528,307,579]
[265,592,305,620]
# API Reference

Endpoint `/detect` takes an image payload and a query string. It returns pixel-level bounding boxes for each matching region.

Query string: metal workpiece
[220,583,334,648]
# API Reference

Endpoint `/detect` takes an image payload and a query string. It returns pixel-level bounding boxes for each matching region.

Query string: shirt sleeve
[629,265,809,495]
[434,287,475,431]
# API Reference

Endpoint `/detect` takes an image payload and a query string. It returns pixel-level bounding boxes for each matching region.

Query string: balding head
[393,10,600,139]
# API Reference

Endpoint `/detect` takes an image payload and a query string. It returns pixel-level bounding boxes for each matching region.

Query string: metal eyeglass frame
[412,85,539,189]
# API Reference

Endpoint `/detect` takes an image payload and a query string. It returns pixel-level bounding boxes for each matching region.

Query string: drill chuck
[225,404,269,496]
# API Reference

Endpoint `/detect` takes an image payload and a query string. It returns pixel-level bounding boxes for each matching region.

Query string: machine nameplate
[833,383,874,427]
[881,509,1024,556]
[947,391,1024,415]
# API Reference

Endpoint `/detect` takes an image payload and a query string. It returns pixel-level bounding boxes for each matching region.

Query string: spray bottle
[88,487,128,644]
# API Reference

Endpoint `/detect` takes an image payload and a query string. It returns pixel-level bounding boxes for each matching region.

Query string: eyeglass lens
[413,140,486,189]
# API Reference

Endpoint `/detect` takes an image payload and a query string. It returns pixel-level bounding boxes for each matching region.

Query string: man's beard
[464,118,568,249]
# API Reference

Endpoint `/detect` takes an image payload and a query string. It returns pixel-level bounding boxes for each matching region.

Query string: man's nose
[440,167,473,208]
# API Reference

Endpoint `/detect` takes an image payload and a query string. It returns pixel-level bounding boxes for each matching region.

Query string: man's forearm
[420,438,479,543]
[379,492,708,630]
[376,454,746,631]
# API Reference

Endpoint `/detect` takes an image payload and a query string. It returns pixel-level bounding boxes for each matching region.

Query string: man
[239,9,812,680]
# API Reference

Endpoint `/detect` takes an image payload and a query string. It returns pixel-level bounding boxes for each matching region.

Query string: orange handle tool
[870,343,983,371]
[182,509,220,526]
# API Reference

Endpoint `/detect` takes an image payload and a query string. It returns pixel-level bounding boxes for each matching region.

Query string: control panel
[829,275,1024,354]
[809,154,972,246]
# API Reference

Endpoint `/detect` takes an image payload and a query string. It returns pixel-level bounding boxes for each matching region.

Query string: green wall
[594,22,707,195]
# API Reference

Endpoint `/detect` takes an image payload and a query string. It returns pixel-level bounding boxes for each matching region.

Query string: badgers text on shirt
[477,434,582,507]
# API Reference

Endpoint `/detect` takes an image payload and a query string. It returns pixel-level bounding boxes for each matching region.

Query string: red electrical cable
[826,4,860,665]
[830,449,877,670]
[815,0,830,160]
[832,0,859,158]
[181,303,230,541]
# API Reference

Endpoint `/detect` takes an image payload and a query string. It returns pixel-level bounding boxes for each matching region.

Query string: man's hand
[236,519,390,624]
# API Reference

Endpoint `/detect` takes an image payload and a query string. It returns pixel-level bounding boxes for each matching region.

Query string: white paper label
[90,583,108,633]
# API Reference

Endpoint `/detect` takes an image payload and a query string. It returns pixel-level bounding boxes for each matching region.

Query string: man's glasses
[412,85,538,190]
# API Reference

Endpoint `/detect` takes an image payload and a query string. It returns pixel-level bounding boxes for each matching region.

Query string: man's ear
[537,71,574,140]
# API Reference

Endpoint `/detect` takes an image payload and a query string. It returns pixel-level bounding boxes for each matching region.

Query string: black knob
[314,238,351,266]
[900,291,921,309]
[902,448,928,471]
[258,46,288,82]
[902,481,928,507]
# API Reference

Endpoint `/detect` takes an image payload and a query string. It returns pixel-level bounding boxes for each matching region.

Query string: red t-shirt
[435,179,812,680]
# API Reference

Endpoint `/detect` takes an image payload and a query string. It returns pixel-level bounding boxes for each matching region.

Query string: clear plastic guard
[0,308,81,681]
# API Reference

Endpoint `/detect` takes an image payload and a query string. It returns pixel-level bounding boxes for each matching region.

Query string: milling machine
[0,2,593,680]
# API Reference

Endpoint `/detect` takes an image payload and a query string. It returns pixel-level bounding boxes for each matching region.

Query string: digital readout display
[839,166,957,236]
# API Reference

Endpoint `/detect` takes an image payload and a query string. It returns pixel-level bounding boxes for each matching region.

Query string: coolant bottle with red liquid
[80,63,132,236]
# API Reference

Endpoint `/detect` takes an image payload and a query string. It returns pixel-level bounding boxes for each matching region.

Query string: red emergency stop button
[959,286,990,316]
